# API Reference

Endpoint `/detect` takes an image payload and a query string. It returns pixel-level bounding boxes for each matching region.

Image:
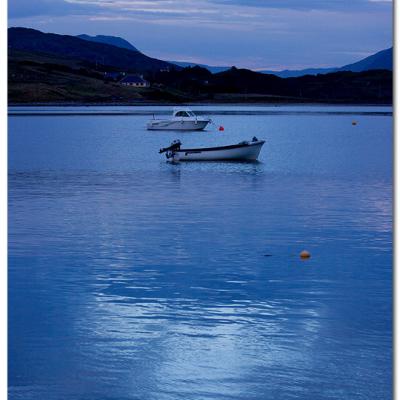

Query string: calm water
[8,105,392,400]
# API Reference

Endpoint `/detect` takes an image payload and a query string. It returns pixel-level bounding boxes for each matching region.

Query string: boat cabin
[173,108,196,118]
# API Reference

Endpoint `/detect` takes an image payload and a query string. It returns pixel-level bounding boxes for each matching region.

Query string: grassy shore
[9,51,392,105]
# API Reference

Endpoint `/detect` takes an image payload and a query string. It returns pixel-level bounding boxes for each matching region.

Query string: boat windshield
[174,110,196,117]
[175,111,189,117]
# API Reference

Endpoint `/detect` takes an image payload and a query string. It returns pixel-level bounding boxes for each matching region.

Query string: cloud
[9,0,392,22]
[65,0,226,17]
[7,0,392,70]
[8,0,95,19]
[211,0,392,11]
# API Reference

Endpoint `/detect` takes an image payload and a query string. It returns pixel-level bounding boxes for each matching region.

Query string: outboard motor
[159,140,181,154]
[159,140,181,161]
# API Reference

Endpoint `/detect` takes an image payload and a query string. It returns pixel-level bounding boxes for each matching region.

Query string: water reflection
[9,107,392,400]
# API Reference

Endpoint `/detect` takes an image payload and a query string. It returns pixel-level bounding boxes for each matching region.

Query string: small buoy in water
[300,250,311,259]
[352,121,357,125]
[219,126,224,131]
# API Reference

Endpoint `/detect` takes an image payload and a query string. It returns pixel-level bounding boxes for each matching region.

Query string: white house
[120,75,150,87]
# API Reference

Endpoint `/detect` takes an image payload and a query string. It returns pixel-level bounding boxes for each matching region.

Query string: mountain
[77,34,139,52]
[260,47,392,77]
[8,27,177,73]
[260,67,336,78]
[171,61,230,74]
[8,28,392,104]
[338,47,392,72]
[171,47,392,77]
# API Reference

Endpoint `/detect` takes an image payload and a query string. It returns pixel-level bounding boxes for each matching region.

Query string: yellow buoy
[300,250,311,259]
[352,121,357,126]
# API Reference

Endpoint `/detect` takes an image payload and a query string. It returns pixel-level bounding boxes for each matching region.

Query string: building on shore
[120,75,150,87]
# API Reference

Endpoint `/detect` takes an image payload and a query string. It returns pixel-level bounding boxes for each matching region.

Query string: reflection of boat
[147,107,211,131]
[159,137,265,162]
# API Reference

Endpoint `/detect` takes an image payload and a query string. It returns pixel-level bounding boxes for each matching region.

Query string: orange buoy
[300,250,311,259]
[218,126,224,131]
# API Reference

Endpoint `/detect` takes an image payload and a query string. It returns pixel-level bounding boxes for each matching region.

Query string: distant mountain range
[8,27,176,73]
[260,47,393,77]
[170,48,392,77]
[70,31,392,77]
[170,61,230,74]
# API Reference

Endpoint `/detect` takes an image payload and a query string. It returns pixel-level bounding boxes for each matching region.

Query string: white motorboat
[147,107,211,131]
[159,137,265,162]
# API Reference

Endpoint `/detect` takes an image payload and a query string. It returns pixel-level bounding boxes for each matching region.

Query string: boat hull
[173,140,265,161]
[147,119,210,131]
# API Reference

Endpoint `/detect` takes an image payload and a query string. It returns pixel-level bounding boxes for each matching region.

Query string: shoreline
[8,101,393,107]
[8,103,393,117]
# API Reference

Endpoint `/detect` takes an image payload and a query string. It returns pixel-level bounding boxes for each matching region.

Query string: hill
[77,34,139,52]
[170,47,393,78]
[170,61,230,74]
[8,27,177,73]
[338,47,392,73]
[8,50,192,103]
[260,47,392,77]
[260,67,336,78]
[8,54,392,104]
[152,66,392,103]
[8,28,392,104]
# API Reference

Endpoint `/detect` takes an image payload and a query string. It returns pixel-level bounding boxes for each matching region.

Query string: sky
[8,0,393,70]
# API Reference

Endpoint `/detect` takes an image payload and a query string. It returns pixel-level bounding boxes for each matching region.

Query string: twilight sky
[8,0,393,70]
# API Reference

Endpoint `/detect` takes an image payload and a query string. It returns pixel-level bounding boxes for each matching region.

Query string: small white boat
[147,107,211,131]
[159,137,265,162]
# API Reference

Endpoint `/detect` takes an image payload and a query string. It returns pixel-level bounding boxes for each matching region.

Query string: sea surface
[8,104,392,400]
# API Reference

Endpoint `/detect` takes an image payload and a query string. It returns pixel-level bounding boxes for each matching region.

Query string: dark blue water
[9,105,392,400]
